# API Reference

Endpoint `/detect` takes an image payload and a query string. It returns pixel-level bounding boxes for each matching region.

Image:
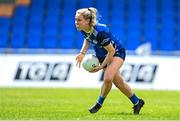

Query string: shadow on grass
[102,112,133,116]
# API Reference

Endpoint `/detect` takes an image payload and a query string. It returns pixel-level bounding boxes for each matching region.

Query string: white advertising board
[0,54,180,90]
[0,54,102,88]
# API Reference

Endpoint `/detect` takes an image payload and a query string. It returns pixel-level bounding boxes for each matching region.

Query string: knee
[103,76,113,83]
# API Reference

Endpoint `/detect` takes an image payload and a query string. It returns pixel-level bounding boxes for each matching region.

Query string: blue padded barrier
[126,28,141,50]
[79,0,94,8]
[27,34,41,48]
[0,17,10,48]
[60,38,74,49]
[76,32,84,49]
[160,28,174,51]
[0,19,10,34]
[27,24,42,48]
[11,32,25,48]
[178,30,180,50]
[43,36,58,48]
[44,23,59,37]
[0,32,8,48]
[31,0,45,6]
[96,0,109,24]
[144,27,158,50]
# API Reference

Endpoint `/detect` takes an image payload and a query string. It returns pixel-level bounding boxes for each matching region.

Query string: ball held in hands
[82,55,100,72]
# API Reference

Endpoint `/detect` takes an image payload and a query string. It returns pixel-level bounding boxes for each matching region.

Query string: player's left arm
[92,31,115,72]
[100,43,115,68]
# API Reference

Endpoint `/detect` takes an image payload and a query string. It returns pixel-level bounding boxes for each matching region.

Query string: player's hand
[76,53,85,68]
[89,65,103,73]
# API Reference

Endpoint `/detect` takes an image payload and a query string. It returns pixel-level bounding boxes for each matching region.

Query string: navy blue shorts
[96,48,126,63]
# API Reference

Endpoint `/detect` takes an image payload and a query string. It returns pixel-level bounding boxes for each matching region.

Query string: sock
[129,94,139,105]
[97,95,105,106]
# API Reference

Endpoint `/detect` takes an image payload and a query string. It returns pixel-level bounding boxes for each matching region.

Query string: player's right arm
[76,39,89,68]
[80,39,89,54]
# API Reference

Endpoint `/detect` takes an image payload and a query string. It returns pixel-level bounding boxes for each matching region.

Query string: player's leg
[89,57,123,113]
[100,57,123,98]
[113,73,145,114]
[113,72,133,97]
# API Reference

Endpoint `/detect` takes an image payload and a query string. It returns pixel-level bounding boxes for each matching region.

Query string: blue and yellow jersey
[81,23,125,61]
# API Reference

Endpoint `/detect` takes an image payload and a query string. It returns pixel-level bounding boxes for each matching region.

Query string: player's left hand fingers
[76,61,80,68]
[76,61,81,68]
[89,70,96,73]
[76,61,78,67]
[78,62,81,68]
[89,67,99,73]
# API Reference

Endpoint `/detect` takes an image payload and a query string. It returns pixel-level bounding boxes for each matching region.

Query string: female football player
[75,7,144,114]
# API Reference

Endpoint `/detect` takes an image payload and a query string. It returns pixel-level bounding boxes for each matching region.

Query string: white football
[82,55,100,72]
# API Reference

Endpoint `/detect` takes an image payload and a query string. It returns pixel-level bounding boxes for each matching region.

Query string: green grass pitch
[0,87,180,120]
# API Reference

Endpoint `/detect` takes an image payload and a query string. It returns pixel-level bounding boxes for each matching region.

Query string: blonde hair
[76,7,101,28]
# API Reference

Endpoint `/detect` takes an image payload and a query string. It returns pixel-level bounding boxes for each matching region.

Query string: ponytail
[76,7,101,28]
